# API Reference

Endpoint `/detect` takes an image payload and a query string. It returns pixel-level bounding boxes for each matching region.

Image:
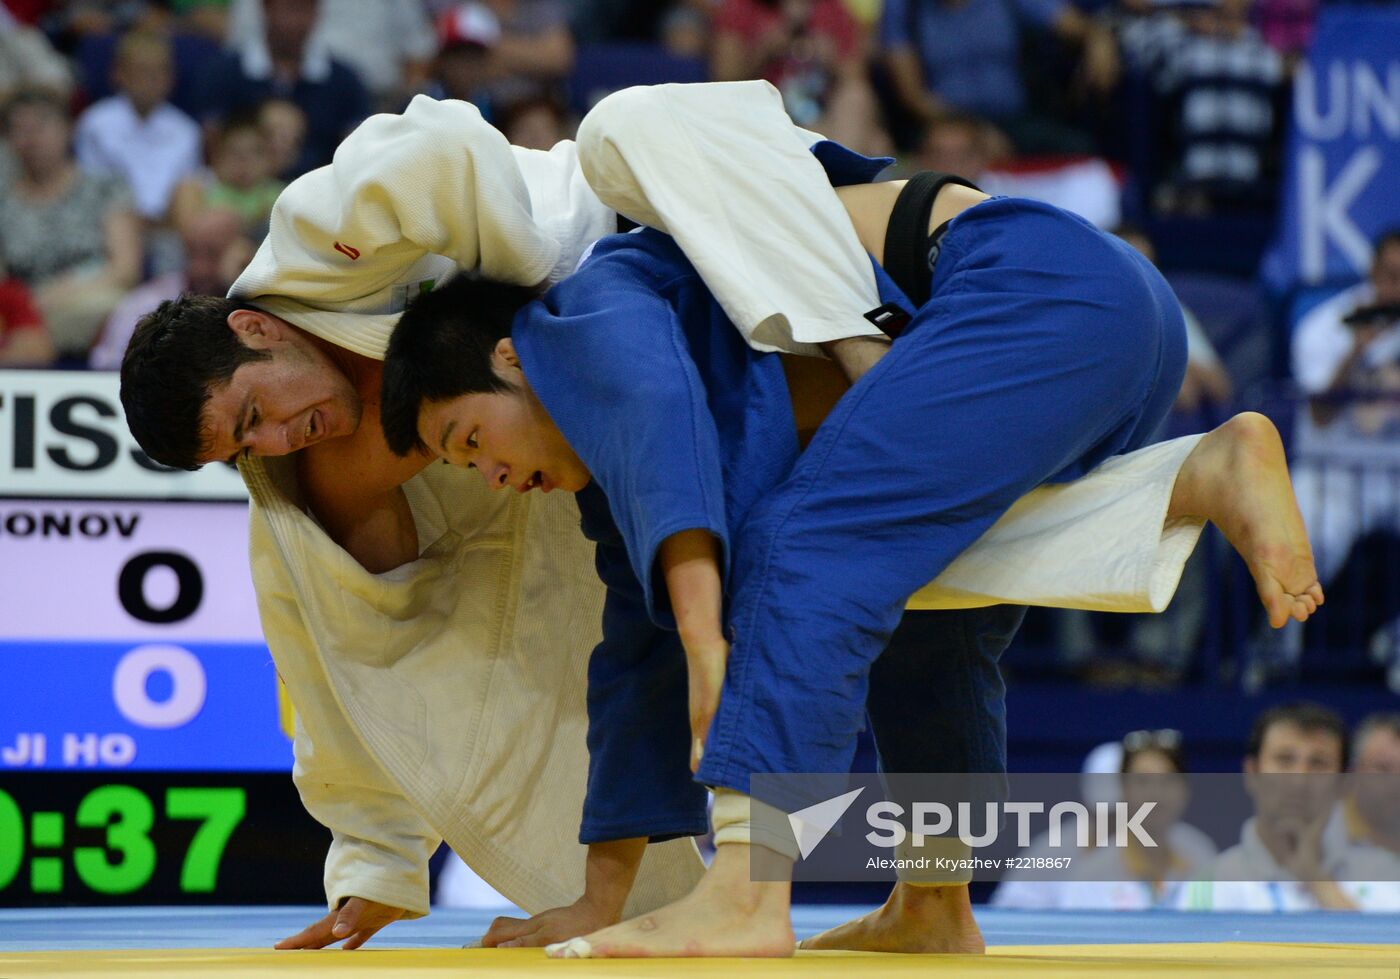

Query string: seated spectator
[879,0,1119,153]
[192,0,370,176]
[89,208,252,370]
[1120,0,1285,215]
[0,3,74,102]
[431,0,574,121]
[993,732,1216,909]
[74,30,203,225]
[1289,229,1400,584]
[0,89,142,358]
[256,97,307,181]
[495,93,568,150]
[0,258,55,367]
[1068,730,1216,908]
[171,112,285,241]
[319,0,437,110]
[1176,702,1365,911]
[432,2,503,111]
[1324,712,1400,910]
[660,3,709,59]
[711,0,889,156]
[232,0,437,110]
[917,113,1121,230]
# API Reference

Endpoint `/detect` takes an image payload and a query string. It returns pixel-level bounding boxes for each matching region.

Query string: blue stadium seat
[1165,270,1275,394]
[567,42,706,116]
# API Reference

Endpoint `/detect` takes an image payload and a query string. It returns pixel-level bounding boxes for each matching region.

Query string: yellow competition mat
[3,908,1398,977]
[2,943,1399,978]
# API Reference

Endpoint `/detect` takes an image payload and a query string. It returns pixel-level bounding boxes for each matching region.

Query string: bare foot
[799,883,985,954]
[545,844,795,958]
[1170,412,1324,628]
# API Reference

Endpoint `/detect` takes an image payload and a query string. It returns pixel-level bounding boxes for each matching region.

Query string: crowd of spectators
[0,0,1335,370]
[1,0,1396,689]
[992,705,1400,913]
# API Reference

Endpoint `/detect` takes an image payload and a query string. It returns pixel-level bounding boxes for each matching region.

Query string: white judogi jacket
[233,83,1206,917]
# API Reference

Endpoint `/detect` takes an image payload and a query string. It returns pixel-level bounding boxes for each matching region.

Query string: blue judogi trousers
[695,197,1188,792]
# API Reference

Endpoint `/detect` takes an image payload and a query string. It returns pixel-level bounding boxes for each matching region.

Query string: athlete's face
[418,338,590,494]
[199,311,363,464]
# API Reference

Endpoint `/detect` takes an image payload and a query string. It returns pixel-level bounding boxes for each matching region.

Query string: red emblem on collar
[333,241,361,260]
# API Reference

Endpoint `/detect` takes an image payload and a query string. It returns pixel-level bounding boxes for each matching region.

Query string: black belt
[864,170,981,339]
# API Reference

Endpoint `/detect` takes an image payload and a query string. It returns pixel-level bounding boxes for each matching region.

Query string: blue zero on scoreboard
[0,642,290,771]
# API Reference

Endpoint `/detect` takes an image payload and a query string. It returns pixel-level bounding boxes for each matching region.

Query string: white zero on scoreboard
[0,499,261,643]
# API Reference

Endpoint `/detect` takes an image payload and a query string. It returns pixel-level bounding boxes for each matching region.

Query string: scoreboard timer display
[0,774,326,906]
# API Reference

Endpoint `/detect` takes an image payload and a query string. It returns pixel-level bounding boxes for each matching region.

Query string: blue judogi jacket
[511,143,893,844]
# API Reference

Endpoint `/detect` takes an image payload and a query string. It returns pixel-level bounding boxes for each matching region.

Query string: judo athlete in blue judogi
[381,147,1321,957]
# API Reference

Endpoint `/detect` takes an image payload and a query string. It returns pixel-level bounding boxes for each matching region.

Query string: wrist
[680,628,728,650]
[577,881,628,923]
[580,837,645,921]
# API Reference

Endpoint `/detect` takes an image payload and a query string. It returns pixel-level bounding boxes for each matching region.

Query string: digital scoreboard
[1,371,323,906]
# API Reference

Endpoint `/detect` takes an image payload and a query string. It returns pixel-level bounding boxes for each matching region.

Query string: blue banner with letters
[1263,6,1400,294]
[0,642,291,771]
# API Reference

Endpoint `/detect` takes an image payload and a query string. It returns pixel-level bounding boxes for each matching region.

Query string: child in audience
[172,112,284,241]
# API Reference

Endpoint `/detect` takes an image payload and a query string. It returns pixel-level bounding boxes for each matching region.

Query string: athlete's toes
[1256,577,1289,629]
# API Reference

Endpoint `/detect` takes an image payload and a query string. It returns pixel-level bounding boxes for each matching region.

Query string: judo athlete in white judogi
[119,82,1318,953]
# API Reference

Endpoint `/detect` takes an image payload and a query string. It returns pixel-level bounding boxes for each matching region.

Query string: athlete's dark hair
[381,274,538,457]
[1247,701,1348,768]
[120,294,268,470]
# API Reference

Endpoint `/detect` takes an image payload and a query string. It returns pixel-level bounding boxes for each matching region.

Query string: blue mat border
[1,906,1398,952]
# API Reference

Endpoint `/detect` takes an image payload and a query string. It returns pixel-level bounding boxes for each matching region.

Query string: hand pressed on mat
[275,896,405,950]
[482,837,647,948]
[481,896,620,949]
